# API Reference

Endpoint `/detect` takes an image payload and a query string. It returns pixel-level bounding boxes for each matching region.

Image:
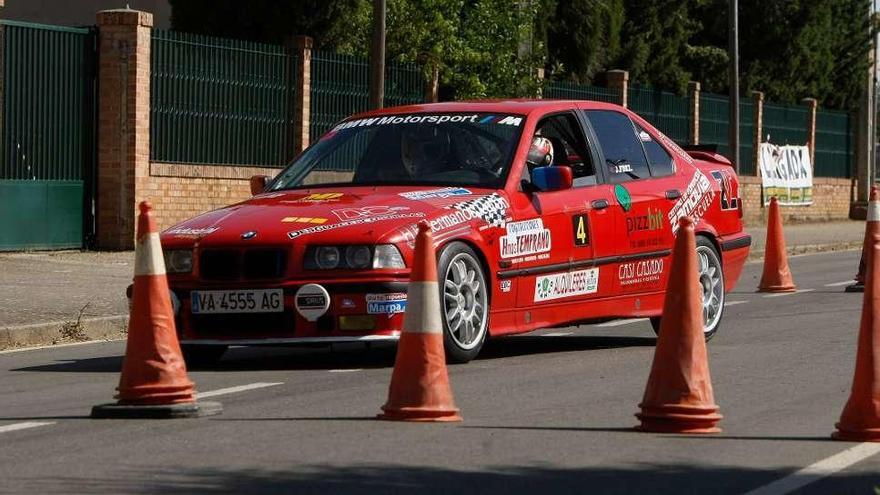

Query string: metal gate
[0,21,97,251]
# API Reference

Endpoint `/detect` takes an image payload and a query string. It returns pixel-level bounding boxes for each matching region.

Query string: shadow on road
[9,335,655,373]
[10,462,878,494]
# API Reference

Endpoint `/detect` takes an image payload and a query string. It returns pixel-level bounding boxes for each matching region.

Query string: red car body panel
[161,100,750,345]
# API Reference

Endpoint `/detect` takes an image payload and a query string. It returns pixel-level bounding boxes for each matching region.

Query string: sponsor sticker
[618,259,664,287]
[366,293,408,316]
[572,214,589,247]
[669,171,715,234]
[711,170,740,211]
[500,280,512,293]
[639,131,652,142]
[611,163,634,174]
[295,284,330,322]
[166,227,219,237]
[340,298,356,309]
[299,192,344,202]
[332,205,409,221]
[287,212,425,239]
[333,114,524,132]
[400,187,472,201]
[625,207,664,235]
[282,217,328,224]
[614,184,632,212]
[450,193,509,228]
[500,218,552,259]
[658,133,693,164]
[534,268,599,302]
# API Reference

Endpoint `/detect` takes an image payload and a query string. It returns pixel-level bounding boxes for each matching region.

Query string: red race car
[160,100,750,365]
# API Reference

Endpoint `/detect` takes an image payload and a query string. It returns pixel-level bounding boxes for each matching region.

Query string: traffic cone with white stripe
[845,187,879,293]
[758,196,797,292]
[833,195,880,441]
[378,222,461,422]
[91,202,221,419]
[635,216,722,433]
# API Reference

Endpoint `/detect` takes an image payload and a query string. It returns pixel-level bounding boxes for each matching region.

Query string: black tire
[650,236,724,342]
[181,344,227,369]
[437,242,490,363]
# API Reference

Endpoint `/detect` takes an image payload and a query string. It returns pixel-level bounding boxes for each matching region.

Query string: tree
[543,0,624,84]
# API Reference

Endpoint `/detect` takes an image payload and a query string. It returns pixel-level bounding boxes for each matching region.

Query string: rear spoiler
[680,145,733,167]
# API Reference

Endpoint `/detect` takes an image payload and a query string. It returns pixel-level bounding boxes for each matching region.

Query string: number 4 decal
[572,214,589,247]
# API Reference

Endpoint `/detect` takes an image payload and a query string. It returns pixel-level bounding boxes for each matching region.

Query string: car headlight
[163,249,193,274]
[304,244,405,270]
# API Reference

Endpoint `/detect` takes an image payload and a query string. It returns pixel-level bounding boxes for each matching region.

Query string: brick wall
[739,176,853,225]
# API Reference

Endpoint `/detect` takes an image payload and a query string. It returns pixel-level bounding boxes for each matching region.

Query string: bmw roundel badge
[241,231,257,240]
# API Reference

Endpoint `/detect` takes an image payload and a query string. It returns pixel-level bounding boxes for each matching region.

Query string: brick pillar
[606,70,628,108]
[688,81,700,145]
[291,36,312,154]
[752,91,764,178]
[802,97,818,169]
[424,63,439,103]
[95,9,153,250]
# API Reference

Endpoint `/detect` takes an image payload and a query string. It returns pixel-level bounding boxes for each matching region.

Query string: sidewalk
[0,219,868,350]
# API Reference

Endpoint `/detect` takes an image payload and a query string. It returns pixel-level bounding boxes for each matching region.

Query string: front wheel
[438,242,489,363]
[651,236,724,341]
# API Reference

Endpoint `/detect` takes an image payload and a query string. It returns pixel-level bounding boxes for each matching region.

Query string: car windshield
[269,113,524,190]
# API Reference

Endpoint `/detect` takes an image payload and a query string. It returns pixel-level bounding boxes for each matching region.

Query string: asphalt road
[0,249,877,494]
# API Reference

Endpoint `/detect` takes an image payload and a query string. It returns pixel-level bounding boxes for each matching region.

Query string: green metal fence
[1,20,96,250]
[698,92,758,175]
[151,29,291,167]
[762,102,808,147]
[545,80,618,103]
[627,86,689,145]
[814,109,853,178]
[309,50,425,141]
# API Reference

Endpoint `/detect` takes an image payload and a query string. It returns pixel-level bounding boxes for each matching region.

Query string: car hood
[161,186,504,247]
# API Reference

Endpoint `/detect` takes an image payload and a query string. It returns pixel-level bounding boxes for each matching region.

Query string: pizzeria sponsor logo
[626,207,663,235]
[333,114,523,131]
[618,259,664,287]
[669,171,715,234]
[500,219,552,259]
[287,212,425,239]
[298,192,344,202]
[399,187,472,201]
[534,268,599,302]
[366,293,408,316]
[332,205,410,221]
[166,226,219,237]
[281,217,328,224]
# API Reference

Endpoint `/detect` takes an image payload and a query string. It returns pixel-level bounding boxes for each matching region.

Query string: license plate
[191,289,284,314]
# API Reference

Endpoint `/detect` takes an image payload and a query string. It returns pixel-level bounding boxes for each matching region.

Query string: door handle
[665,189,682,200]
[591,199,609,210]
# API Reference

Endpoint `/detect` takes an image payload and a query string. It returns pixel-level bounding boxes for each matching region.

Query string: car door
[581,109,673,296]
[508,111,616,312]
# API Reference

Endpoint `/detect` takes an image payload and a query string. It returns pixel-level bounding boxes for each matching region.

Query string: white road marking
[597,318,649,328]
[743,442,880,495]
[763,289,815,298]
[0,421,55,434]
[542,332,573,337]
[724,300,748,307]
[328,369,363,373]
[825,280,857,287]
[195,382,283,399]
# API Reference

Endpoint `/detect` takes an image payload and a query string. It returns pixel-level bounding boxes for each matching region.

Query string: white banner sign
[758,143,813,206]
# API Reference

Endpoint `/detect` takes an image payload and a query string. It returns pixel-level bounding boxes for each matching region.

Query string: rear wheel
[181,344,227,369]
[651,236,724,341]
[439,242,489,363]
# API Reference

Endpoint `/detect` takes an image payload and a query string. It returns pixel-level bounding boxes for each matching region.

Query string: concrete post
[606,70,628,108]
[752,91,764,179]
[688,81,700,145]
[424,63,439,103]
[802,97,818,171]
[0,0,5,167]
[291,35,312,154]
[95,9,153,250]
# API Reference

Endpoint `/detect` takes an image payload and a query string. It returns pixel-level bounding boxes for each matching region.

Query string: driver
[400,125,453,178]
[526,136,554,174]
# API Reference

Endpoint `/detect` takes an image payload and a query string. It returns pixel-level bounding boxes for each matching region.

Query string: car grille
[199,248,288,281]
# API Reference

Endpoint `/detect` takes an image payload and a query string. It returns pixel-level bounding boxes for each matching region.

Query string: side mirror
[532,166,573,192]
[250,175,269,195]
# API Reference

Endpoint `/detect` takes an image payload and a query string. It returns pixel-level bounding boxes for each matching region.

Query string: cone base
[116,382,196,405]
[378,405,462,422]
[91,400,222,419]
[757,284,797,293]
[832,424,880,442]
[635,405,722,434]
[844,282,865,293]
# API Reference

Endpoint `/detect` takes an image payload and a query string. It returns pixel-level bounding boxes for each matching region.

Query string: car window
[635,123,675,177]
[583,110,650,183]
[523,112,596,187]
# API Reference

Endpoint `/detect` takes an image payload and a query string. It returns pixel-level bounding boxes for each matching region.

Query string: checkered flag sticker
[449,193,509,228]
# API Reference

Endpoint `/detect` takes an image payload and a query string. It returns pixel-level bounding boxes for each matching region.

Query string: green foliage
[544,0,623,84]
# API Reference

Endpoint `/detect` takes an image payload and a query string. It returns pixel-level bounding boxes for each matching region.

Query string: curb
[0,315,128,351]
[746,241,862,261]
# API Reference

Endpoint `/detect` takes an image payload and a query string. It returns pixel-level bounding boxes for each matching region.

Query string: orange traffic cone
[92,202,222,419]
[378,222,461,422]
[845,187,879,293]
[833,200,880,441]
[758,196,797,292]
[636,216,722,433]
